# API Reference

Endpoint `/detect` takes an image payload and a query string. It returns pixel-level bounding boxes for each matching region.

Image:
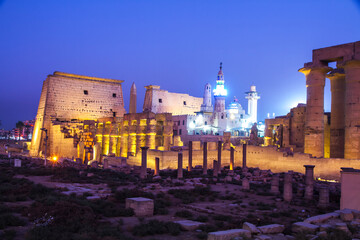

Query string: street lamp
[40,128,48,166]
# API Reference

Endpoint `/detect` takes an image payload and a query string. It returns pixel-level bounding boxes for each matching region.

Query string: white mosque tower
[213,62,228,133]
[245,85,260,124]
[201,83,213,112]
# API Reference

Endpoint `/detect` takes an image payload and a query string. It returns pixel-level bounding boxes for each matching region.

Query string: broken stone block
[225,176,232,182]
[319,224,332,232]
[14,159,21,167]
[258,224,285,234]
[243,222,260,234]
[340,210,354,221]
[304,212,339,224]
[125,197,154,217]
[207,229,251,240]
[173,220,204,231]
[292,222,319,234]
[335,223,351,234]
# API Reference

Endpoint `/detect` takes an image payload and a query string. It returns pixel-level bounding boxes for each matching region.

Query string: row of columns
[299,60,360,159]
[140,142,248,179]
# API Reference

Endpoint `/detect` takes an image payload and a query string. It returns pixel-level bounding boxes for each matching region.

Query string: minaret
[213,62,228,134]
[213,62,227,113]
[245,85,260,123]
[201,83,213,112]
[129,82,136,113]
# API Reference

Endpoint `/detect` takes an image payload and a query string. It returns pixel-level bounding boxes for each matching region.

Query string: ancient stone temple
[30,72,126,158]
[299,41,360,159]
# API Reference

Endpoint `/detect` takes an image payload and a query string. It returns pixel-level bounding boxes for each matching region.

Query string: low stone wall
[126,145,360,180]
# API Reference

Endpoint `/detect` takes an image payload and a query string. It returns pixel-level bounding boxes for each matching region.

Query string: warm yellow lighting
[316,177,338,183]
[52,156,58,161]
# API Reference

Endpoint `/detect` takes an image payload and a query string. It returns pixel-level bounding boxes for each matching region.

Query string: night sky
[0,0,359,130]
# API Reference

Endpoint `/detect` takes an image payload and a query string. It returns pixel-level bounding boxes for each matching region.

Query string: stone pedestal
[188,141,193,171]
[283,172,293,202]
[155,157,160,176]
[318,186,329,208]
[103,159,109,169]
[328,69,346,158]
[270,174,280,194]
[203,142,208,175]
[177,152,183,179]
[343,60,360,159]
[140,147,149,179]
[304,165,315,200]
[14,159,21,167]
[242,178,250,190]
[230,146,234,171]
[217,141,222,173]
[299,66,332,158]
[125,197,154,217]
[213,160,218,177]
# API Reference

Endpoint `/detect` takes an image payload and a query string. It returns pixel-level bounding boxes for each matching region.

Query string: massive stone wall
[127,144,360,180]
[30,72,126,157]
[143,85,203,115]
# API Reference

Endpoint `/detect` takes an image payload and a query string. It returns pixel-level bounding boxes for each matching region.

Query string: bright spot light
[52,156,58,161]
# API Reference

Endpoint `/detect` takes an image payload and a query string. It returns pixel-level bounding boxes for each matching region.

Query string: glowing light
[52,156,58,161]
[196,115,203,124]
[213,85,227,96]
[189,122,195,129]
[317,178,338,183]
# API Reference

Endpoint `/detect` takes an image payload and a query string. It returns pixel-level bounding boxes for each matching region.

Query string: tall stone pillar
[328,69,346,158]
[299,66,331,157]
[217,141,222,173]
[343,60,360,159]
[283,172,293,202]
[177,152,183,179]
[155,157,160,176]
[304,165,315,200]
[242,144,247,170]
[140,147,149,179]
[270,174,280,194]
[318,186,329,208]
[230,146,234,171]
[213,160,218,177]
[188,141,193,172]
[203,142,208,175]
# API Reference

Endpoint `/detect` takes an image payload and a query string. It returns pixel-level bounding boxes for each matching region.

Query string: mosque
[172,63,261,137]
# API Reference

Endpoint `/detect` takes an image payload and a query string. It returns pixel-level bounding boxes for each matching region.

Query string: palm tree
[15,121,24,141]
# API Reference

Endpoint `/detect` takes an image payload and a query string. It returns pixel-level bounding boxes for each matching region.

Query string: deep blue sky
[1,0,359,130]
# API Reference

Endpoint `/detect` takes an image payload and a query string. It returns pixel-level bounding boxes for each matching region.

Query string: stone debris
[292,222,319,234]
[125,197,154,217]
[242,222,261,234]
[173,220,204,231]
[304,212,339,224]
[258,224,285,234]
[207,229,251,240]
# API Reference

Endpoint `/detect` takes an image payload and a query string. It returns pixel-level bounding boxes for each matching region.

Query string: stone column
[299,65,332,157]
[343,60,360,159]
[103,158,109,169]
[213,160,218,177]
[328,69,346,158]
[140,147,149,179]
[177,152,183,179]
[188,141,193,172]
[304,165,315,200]
[217,141,222,173]
[203,142,208,175]
[155,157,160,176]
[242,144,247,171]
[318,186,329,208]
[242,178,250,190]
[283,172,293,202]
[230,146,234,171]
[270,174,280,194]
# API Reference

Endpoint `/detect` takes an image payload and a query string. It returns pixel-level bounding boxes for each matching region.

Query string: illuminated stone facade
[30,72,126,158]
[299,41,360,159]
[143,85,203,115]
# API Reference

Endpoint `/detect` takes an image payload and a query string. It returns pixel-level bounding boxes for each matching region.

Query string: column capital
[304,165,315,169]
[299,66,332,76]
[140,146,149,150]
[327,68,345,79]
